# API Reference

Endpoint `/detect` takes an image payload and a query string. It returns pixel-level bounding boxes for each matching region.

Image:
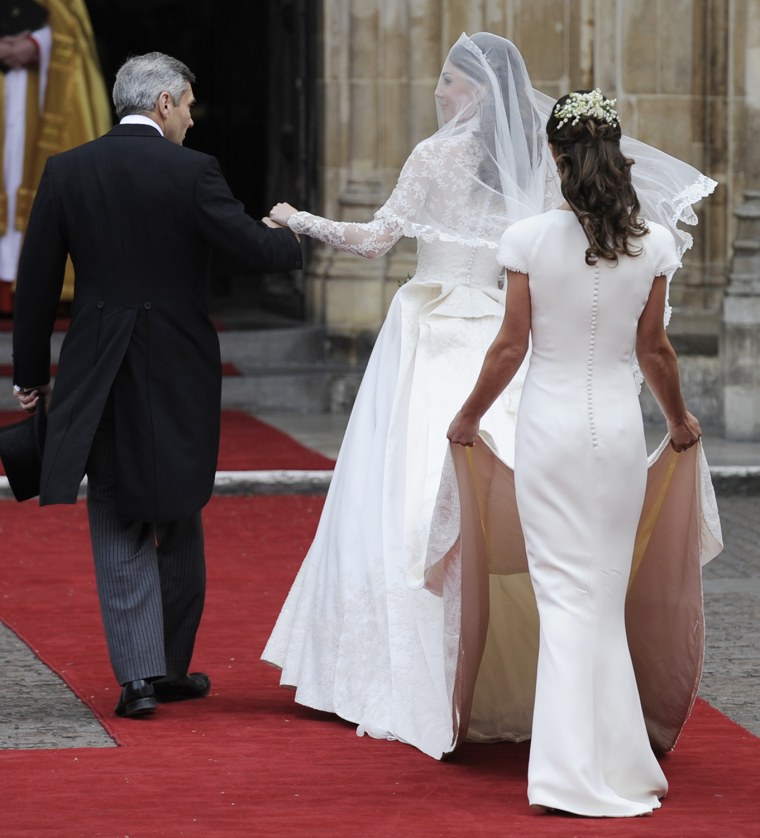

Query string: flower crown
[553,89,619,129]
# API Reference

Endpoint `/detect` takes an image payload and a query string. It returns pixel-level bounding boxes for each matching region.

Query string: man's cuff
[24,34,41,66]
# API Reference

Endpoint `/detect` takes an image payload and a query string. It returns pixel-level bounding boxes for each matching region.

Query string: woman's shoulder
[639,220,681,274]
[497,212,557,272]
[503,210,560,240]
[397,134,479,185]
[640,220,679,257]
[410,131,477,161]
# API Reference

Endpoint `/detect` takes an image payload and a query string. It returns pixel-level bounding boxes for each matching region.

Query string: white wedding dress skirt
[262,241,527,759]
[426,435,722,812]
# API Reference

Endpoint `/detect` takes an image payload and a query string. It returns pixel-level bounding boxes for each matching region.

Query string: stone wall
[307,0,756,365]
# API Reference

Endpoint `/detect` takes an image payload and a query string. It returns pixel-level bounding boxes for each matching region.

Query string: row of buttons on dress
[585,266,600,449]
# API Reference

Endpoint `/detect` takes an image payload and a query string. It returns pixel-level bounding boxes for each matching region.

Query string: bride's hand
[269,202,298,227]
[447,410,480,447]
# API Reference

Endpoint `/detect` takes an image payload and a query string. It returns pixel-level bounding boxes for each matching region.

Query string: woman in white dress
[263,34,547,759]
[447,90,704,816]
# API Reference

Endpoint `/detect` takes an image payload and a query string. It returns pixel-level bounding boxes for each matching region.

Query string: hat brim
[0,409,47,502]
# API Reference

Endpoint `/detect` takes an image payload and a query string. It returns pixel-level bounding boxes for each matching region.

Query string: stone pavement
[697,494,760,736]
[0,329,759,750]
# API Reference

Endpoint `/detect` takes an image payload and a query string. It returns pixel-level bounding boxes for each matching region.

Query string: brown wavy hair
[546,91,647,265]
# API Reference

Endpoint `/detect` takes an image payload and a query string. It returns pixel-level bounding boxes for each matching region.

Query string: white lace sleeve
[287,144,437,259]
[287,210,403,259]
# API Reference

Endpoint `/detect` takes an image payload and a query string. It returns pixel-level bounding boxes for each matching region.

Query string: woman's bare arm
[636,275,701,452]
[448,270,531,446]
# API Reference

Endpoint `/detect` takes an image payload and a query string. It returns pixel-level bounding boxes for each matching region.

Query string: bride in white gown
[263,35,719,764]
[263,33,547,759]
[447,90,720,816]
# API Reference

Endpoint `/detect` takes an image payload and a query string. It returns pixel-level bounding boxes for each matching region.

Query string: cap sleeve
[649,222,682,277]
[497,224,530,274]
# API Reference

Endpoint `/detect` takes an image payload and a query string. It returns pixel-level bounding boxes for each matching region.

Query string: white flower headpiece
[553,89,619,129]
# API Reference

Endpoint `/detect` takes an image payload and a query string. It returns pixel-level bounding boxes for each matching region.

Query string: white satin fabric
[425,430,722,806]
[262,238,528,759]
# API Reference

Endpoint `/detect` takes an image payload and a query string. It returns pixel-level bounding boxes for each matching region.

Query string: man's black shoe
[153,672,211,703]
[115,679,157,717]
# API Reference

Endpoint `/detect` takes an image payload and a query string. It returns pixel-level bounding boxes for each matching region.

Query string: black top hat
[0,408,47,501]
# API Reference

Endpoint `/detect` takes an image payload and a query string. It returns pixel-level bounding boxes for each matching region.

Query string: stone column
[311,0,388,361]
[309,0,448,349]
[382,0,441,310]
[720,2,760,440]
[721,191,760,439]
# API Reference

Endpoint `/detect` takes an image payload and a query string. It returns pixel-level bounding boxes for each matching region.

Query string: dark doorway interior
[84,0,317,322]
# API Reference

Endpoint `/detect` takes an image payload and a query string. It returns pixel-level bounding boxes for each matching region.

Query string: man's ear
[157,91,172,116]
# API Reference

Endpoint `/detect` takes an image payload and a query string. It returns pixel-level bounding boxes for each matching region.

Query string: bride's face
[435,61,476,123]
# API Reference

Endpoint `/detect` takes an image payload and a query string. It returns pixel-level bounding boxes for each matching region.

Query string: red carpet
[0,409,334,474]
[216,410,334,470]
[0,497,758,836]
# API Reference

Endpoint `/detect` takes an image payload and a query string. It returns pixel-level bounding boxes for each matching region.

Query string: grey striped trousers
[86,405,206,685]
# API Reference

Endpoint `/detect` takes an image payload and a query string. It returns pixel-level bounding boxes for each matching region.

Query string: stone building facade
[301,0,760,434]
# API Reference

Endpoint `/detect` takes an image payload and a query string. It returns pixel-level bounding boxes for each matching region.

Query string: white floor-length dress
[484,209,718,815]
[262,232,527,760]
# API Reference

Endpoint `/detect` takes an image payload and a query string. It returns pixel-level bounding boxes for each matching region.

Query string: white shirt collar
[119,114,164,137]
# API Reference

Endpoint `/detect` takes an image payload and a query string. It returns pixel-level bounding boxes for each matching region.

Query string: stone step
[0,325,328,366]
[0,365,365,414]
[222,367,363,413]
[218,325,327,366]
[1,323,363,413]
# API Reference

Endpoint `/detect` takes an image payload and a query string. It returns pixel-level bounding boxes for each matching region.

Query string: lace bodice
[413,239,503,289]
[288,131,515,259]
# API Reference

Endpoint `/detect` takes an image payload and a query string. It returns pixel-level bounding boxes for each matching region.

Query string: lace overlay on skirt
[262,239,527,759]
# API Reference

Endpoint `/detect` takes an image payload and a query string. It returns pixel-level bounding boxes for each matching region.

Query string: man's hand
[0,37,15,63]
[13,383,51,414]
[0,33,39,70]
[263,210,299,241]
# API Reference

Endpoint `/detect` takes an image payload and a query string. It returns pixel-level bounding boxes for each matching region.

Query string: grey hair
[112,52,196,119]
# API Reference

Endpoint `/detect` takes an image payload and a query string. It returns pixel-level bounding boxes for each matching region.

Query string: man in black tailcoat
[11,52,302,717]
